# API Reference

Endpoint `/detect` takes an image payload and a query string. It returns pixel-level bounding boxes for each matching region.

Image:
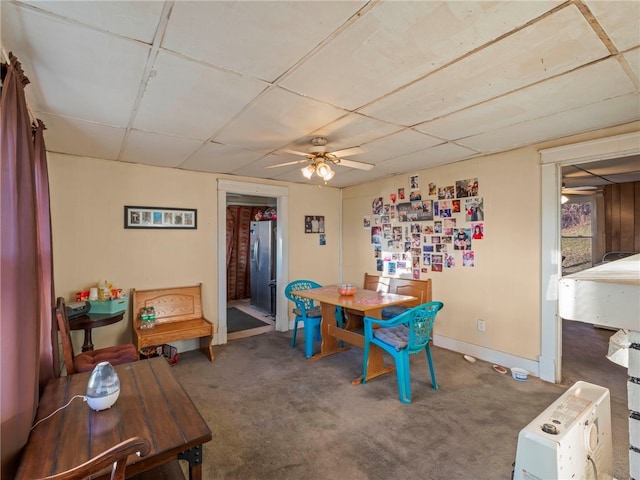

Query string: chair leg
[425,345,438,391]
[304,321,317,358]
[395,352,411,404]
[290,318,299,349]
[362,340,370,384]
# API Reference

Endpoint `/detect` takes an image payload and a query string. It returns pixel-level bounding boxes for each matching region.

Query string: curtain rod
[1,46,39,126]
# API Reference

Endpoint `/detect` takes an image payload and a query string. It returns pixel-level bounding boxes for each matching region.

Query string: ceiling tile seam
[12,1,158,46]
[349,1,577,115]
[411,55,630,138]
[117,0,175,162]
[574,0,620,55]
[574,0,639,90]
[266,1,379,85]
[173,83,279,170]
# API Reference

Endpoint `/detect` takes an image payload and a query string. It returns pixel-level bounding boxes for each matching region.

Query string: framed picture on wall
[124,205,197,229]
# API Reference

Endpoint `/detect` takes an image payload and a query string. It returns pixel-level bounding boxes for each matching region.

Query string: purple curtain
[1,53,54,478]
[34,119,56,381]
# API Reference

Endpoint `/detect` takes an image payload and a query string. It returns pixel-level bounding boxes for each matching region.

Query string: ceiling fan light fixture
[301,164,315,179]
[316,161,331,178]
[321,167,335,181]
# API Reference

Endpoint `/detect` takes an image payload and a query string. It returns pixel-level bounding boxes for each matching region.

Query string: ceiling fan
[266,137,373,182]
[562,183,599,195]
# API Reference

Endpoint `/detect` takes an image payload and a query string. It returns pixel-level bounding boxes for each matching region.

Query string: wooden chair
[34,436,150,480]
[55,297,138,375]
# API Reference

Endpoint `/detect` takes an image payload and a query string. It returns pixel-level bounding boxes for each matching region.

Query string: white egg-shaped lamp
[86,361,120,411]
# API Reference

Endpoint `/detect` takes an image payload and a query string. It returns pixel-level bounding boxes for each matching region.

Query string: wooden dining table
[294,285,416,385]
[16,357,212,480]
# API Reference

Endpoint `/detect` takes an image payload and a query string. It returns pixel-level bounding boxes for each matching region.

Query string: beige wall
[49,153,341,354]
[343,147,542,362]
[284,183,342,287]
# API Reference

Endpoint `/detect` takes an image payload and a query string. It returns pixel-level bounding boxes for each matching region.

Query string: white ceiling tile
[281,1,563,110]
[359,130,444,163]
[180,142,267,173]
[38,113,125,160]
[458,94,640,153]
[134,51,268,140]
[360,4,610,125]
[624,48,640,81]
[121,130,204,168]
[2,3,150,126]
[416,58,636,140]
[213,87,348,152]
[162,1,367,81]
[377,143,479,173]
[15,0,165,43]
[586,0,640,51]
[303,114,403,152]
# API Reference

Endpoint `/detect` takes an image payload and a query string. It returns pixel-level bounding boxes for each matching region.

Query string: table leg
[81,328,94,352]
[351,344,395,386]
[308,302,349,362]
[178,444,203,480]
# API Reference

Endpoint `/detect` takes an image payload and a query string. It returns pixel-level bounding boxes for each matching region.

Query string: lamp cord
[31,395,87,430]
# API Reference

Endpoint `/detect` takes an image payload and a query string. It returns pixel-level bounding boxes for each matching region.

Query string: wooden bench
[132,284,214,362]
[345,274,432,328]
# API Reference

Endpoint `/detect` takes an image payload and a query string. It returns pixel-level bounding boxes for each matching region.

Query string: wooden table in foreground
[16,357,212,480]
[295,285,416,385]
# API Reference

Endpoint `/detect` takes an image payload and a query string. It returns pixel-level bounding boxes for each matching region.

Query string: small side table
[68,311,125,351]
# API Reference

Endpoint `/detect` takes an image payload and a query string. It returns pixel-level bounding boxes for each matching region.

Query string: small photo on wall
[463,251,475,267]
[372,197,383,215]
[465,197,484,221]
[472,223,484,239]
[410,175,419,190]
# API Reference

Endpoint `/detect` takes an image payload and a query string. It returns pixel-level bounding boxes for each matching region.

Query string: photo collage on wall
[363,175,485,278]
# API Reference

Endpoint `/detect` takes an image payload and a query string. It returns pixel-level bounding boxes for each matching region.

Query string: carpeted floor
[171,320,629,480]
[227,307,271,333]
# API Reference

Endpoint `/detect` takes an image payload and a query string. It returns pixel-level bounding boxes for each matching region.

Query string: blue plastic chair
[362,301,444,404]
[284,280,325,358]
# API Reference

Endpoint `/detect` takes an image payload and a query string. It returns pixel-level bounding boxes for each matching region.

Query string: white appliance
[513,381,613,480]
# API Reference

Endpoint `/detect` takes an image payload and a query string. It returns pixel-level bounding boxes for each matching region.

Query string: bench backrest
[132,284,203,328]
[362,273,431,307]
[363,273,391,292]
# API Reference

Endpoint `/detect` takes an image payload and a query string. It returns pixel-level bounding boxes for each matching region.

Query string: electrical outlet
[477,319,486,332]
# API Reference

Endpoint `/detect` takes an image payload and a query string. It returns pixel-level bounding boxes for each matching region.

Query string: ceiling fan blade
[330,146,366,157]
[336,158,374,171]
[264,159,309,169]
[281,148,312,157]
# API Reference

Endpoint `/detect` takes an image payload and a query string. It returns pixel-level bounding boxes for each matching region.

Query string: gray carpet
[172,322,629,480]
[227,307,271,333]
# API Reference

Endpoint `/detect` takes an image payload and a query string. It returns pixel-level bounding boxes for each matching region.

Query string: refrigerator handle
[253,237,261,271]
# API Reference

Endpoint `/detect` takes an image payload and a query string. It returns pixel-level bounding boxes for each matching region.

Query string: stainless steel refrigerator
[249,220,276,316]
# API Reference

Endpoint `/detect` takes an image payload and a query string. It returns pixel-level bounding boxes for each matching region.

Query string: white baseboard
[433,334,541,378]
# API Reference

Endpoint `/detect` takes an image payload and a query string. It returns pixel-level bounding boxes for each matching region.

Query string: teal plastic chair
[285,280,344,358]
[284,280,324,358]
[362,301,444,404]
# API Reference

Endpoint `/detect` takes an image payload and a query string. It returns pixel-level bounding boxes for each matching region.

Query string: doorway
[216,179,289,345]
[539,131,640,383]
[226,199,276,340]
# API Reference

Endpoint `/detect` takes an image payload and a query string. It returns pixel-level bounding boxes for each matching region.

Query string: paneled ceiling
[2,1,639,188]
